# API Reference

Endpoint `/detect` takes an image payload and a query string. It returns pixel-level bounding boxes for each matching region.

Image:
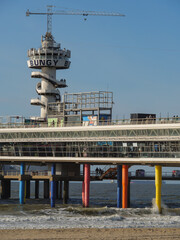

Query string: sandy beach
[0,228,180,240]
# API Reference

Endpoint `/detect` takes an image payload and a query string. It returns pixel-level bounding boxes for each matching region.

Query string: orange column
[122,165,128,208]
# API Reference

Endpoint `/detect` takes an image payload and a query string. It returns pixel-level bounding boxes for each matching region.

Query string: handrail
[0,170,176,178]
[0,116,180,129]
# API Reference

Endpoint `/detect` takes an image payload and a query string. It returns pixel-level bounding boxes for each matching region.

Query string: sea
[0,181,180,229]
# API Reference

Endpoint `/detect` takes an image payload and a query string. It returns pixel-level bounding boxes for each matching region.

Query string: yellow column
[155,165,162,213]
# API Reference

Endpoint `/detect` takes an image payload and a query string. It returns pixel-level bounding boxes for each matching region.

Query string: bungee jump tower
[27,32,70,119]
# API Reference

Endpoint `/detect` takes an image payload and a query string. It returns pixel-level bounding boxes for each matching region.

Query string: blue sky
[0,0,180,119]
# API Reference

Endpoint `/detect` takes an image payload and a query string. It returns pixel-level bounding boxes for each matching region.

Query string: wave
[0,205,180,229]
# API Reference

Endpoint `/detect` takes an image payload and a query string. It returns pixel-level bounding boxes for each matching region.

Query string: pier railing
[0,170,50,177]
[0,170,176,179]
[0,116,180,129]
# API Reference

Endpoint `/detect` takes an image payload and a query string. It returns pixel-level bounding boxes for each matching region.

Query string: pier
[0,8,179,214]
[1,112,180,213]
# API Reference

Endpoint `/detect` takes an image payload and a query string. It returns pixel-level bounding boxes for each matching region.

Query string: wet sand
[0,228,180,240]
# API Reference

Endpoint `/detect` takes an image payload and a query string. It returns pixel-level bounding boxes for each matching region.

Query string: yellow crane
[26,5,125,34]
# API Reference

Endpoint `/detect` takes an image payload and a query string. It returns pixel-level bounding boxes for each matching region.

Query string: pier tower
[27,32,71,119]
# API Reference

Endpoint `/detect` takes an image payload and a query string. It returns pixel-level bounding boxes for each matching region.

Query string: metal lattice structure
[47,91,113,124]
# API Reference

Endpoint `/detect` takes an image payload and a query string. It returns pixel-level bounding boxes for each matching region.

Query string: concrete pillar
[19,163,25,204]
[63,180,69,204]
[122,165,128,208]
[51,163,56,207]
[128,178,131,208]
[1,179,11,199]
[26,180,30,199]
[35,180,39,199]
[56,181,59,199]
[59,181,62,200]
[84,164,90,208]
[1,180,6,199]
[44,180,49,199]
[117,165,122,208]
[155,165,162,213]
[6,180,11,199]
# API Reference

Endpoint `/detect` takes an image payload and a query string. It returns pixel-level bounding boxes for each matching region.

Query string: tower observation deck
[27,32,71,119]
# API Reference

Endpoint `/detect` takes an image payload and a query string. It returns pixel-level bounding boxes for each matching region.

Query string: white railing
[0,170,49,176]
[0,116,180,129]
[0,170,175,178]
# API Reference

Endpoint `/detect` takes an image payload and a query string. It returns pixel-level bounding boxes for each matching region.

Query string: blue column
[19,162,25,204]
[51,163,56,207]
[117,165,122,208]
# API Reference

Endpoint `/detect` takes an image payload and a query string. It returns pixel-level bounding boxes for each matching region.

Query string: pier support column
[26,180,30,199]
[117,165,122,208]
[1,179,11,199]
[35,180,39,199]
[59,181,62,200]
[56,181,59,199]
[82,181,85,207]
[44,180,49,199]
[19,163,25,204]
[82,165,85,206]
[84,164,90,208]
[122,165,128,208]
[51,163,56,207]
[7,180,11,199]
[155,165,162,213]
[128,178,131,208]
[63,181,69,204]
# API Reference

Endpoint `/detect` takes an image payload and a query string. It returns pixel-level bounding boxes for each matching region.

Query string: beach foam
[0,206,180,229]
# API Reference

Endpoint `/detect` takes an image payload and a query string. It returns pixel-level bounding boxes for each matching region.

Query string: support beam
[122,165,128,208]
[84,164,90,208]
[155,165,162,213]
[117,165,122,208]
[51,163,56,207]
[19,163,25,204]
[44,180,49,199]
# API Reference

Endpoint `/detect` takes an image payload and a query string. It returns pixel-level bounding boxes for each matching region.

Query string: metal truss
[0,126,180,142]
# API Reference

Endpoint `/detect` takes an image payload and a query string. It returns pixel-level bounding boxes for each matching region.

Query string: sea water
[0,181,180,229]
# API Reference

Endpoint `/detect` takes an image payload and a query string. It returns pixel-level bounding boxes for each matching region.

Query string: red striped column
[84,164,90,207]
